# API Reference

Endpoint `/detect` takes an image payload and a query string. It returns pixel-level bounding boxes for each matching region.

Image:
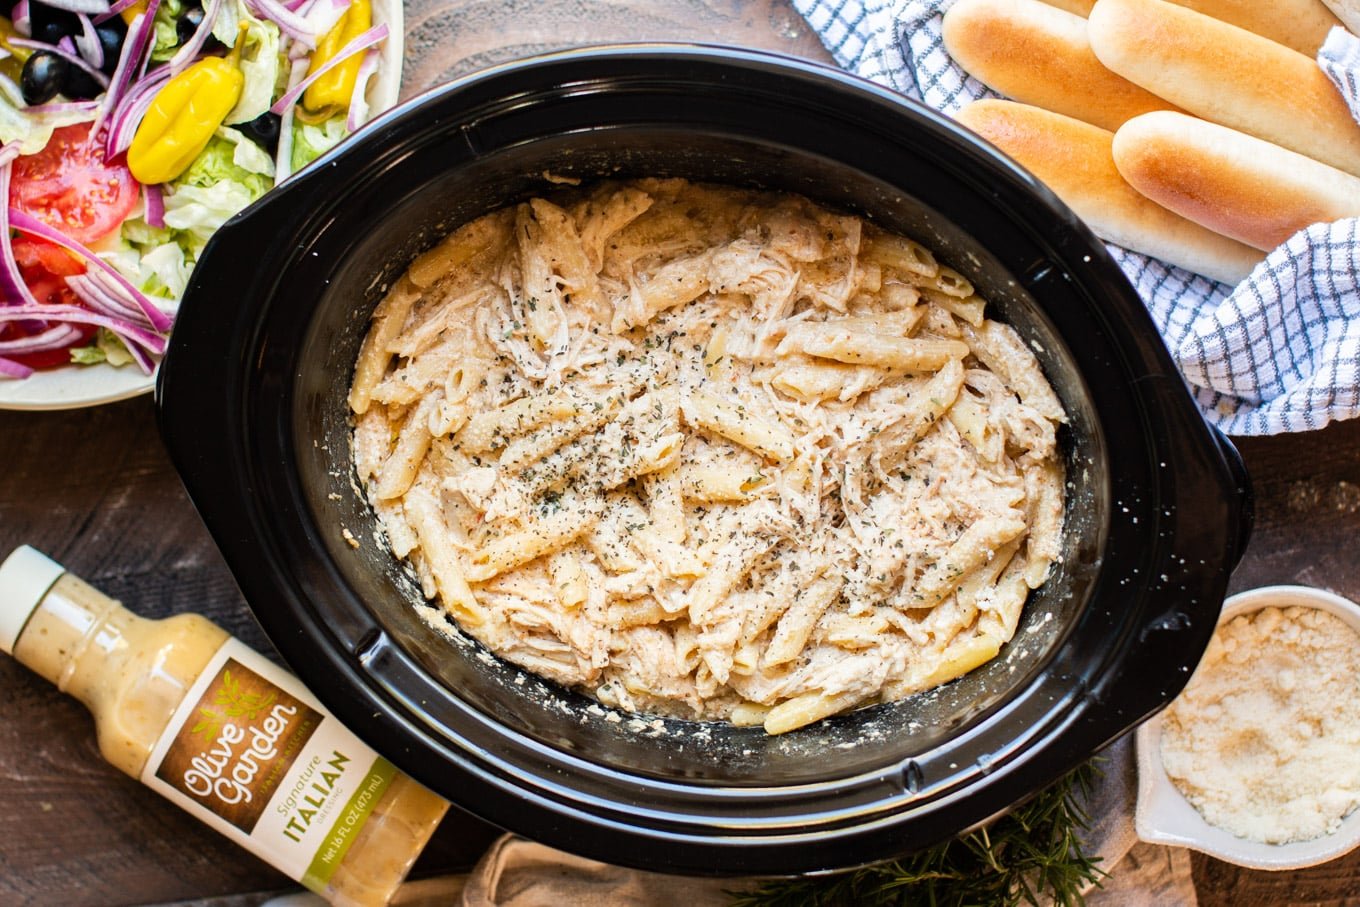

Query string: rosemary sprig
[726,761,1105,907]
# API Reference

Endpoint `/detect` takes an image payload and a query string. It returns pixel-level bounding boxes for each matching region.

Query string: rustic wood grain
[1189,418,1360,907]
[0,398,500,906]
[398,0,831,97]
[1,1,1358,904]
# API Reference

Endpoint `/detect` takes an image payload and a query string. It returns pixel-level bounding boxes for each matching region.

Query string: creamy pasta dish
[348,179,1067,735]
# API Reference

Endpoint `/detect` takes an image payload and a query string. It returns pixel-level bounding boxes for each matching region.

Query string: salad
[0,0,392,382]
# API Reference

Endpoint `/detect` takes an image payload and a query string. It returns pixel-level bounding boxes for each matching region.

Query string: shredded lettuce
[111,129,275,300]
[212,0,243,45]
[106,221,188,301]
[163,180,259,237]
[69,329,135,366]
[291,116,348,171]
[71,0,348,318]
[225,6,282,125]
[150,0,188,63]
[0,96,94,154]
[181,129,274,194]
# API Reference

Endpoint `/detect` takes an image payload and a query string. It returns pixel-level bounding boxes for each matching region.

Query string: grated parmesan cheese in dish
[1161,605,1360,844]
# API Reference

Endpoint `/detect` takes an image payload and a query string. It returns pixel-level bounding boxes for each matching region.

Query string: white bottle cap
[0,546,66,655]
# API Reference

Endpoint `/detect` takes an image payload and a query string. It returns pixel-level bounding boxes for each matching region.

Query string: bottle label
[142,637,397,893]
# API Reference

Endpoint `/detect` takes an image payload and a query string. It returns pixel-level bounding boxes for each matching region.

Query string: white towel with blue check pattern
[792,0,1360,435]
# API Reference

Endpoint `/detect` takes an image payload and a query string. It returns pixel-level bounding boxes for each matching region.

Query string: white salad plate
[1135,584,1360,870]
[0,0,404,412]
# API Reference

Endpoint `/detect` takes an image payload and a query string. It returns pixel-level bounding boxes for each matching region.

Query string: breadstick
[942,0,1178,132]
[955,100,1264,284]
[1170,0,1342,54]
[1038,0,1094,15]
[1113,111,1360,251]
[1035,0,1339,51]
[1087,0,1360,176]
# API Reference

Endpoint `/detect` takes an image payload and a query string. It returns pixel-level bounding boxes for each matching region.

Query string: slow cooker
[156,45,1252,875]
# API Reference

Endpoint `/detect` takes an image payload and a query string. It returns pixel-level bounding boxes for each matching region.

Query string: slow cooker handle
[1210,426,1254,569]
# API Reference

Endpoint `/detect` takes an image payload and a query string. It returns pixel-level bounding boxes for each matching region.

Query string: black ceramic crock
[156,45,1253,875]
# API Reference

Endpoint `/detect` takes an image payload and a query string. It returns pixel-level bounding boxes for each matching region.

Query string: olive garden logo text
[156,658,323,833]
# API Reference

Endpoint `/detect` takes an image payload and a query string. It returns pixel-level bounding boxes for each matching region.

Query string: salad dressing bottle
[0,546,448,906]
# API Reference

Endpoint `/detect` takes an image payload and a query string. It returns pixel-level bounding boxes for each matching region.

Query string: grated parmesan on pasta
[348,179,1067,734]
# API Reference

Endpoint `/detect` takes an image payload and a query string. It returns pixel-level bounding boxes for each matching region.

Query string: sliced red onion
[9,208,175,333]
[93,0,140,24]
[143,182,165,228]
[246,0,318,44]
[0,305,166,354]
[74,13,104,70]
[107,69,167,154]
[26,99,101,116]
[0,323,85,354]
[124,337,152,372]
[93,4,159,140]
[68,274,142,323]
[102,44,169,157]
[0,356,34,379]
[167,0,222,74]
[82,269,151,320]
[0,158,44,310]
[0,48,9,61]
[12,39,111,90]
[75,272,153,328]
[345,47,378,132]
[269,23,388,116]
[56,35,76,53]
[36,0,111,14]
[13,0,31,37]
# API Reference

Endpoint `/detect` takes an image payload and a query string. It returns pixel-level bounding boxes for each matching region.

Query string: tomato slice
[13,236,85,281]
[10,122,141,245]
[1,238,94,368]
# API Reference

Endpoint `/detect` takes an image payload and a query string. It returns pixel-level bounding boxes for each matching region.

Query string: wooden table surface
[2,2,1359,904]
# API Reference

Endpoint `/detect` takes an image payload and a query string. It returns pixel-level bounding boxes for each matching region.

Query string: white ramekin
[1135,584,1360,870]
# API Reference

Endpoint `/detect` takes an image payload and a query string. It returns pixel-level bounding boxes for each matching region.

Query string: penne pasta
[351,179,1067,736]
[467,500,602,581]
[349,277,421,415]
[764,577,842,667]
[403,489,484,628]
[641,467,687,543]
[907,513,1029,610]
[764,689,866,735]
[675,460,770,503]
[776,321,969,370]
[918,633,1003,688]
[682,390,796,461]
[455,388,591,453]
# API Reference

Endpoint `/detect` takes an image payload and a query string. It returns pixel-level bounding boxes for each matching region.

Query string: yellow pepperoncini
[128,25,248,186]
[0,20,32,83]
[300,0,371,120]
[120,1,148,25]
